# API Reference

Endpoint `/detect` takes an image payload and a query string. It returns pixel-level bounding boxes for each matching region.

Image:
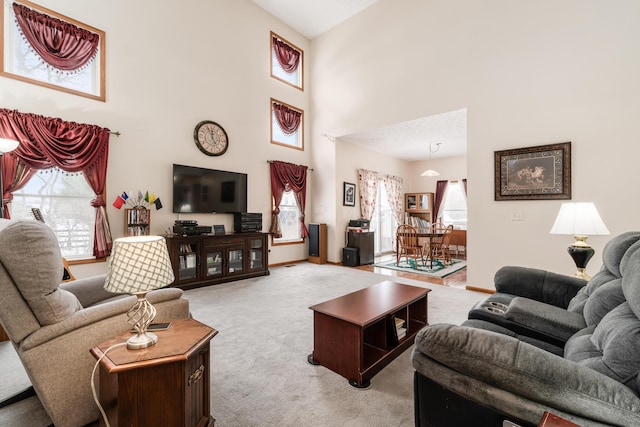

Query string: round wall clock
[193,120,229,156]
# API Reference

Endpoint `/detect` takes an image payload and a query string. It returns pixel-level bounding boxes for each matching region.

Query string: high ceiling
[252,0,467,161]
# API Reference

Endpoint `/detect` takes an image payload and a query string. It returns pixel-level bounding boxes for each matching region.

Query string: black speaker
[308,223,327,264]
[342,247,359,267]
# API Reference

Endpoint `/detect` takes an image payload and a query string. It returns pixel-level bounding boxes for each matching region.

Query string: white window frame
[10,168,96,259]
[272,189,303,245]
[440,180,467,230]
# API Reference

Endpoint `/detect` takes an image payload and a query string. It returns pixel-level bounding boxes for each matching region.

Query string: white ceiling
[252,0,467,161]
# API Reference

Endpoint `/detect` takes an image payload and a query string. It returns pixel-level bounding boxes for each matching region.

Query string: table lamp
[104,235,175,349]
[0,138,19,219]
[549,202,610,280]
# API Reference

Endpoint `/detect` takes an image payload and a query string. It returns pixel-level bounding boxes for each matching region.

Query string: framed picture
[494,142,571,201]
[1,1,106,101]
[343,182,356,207]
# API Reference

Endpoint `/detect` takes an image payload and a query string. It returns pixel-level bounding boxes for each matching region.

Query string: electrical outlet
[510,211,524,221]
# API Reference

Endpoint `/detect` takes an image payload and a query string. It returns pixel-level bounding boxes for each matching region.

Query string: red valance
[272,36,300,74]
[273,103,302,135]
[13,2,99,72]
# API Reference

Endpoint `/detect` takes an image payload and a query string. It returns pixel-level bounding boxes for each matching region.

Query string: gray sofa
[412,232,640,426]
[0,219,190,427]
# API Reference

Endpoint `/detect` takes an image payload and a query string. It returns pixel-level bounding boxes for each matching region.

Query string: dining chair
[428,224,454,267]
[396,224,424,268]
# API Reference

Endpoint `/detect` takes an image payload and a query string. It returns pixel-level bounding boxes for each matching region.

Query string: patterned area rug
[374,258,467,278]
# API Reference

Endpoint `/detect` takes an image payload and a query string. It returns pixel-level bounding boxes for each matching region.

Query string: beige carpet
[0,262,485,427]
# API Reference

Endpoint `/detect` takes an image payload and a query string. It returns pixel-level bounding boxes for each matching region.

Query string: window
[440,181,467,229]
[368,180,397,254]
[271,99,304,150]
[272,190,303,244]
[10,168,96,259]
[270,32,303,90]
[2,1,105,100]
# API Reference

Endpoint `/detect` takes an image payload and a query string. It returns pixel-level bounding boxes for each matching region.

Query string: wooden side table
[90,318,218,427]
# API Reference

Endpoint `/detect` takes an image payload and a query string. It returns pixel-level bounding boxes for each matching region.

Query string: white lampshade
[0,138,19,153]
[104,235,174,294]
[549,202,610,236]
[420,169,440,177]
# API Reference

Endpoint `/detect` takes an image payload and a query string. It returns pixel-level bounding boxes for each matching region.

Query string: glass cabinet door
[249,238,264,270]
[205,249,223,277]
[227,248,244,274]
[178,243,198,281]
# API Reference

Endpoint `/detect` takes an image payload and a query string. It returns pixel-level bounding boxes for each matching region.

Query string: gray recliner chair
[412,234,640,426]
[466,231,640,353]
[0,219,190,427]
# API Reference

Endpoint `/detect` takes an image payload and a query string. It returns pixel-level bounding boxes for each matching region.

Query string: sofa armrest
[494,266,587,308]
[59,274,117,308]
[413,324,640,425]
[503,297,587,342]
[20,288,186,350]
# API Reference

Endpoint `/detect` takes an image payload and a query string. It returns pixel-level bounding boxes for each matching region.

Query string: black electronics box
[342,247,359,267]
[234,213,262,233]
[349,219,370,230]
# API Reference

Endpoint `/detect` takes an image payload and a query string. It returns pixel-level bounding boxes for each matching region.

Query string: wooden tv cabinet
[308,281,430,387]
[165,232,269,290]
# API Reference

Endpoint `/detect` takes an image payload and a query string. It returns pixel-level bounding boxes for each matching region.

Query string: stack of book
[394,316,407,340]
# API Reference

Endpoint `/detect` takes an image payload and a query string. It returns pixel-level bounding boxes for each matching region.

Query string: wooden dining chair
[396,224,424,268]
[428,224,454,267]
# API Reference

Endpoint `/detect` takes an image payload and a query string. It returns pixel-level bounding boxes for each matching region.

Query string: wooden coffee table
[308,280,430,388]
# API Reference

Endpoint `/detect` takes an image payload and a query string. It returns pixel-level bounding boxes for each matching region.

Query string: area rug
[374,258,466,278]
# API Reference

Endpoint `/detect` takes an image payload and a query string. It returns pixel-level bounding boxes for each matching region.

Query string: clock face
[194,120,228,156]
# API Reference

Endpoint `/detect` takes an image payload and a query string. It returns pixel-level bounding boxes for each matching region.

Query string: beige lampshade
[549,202,610,236]
[104,235,175,294]
[0,138,19,153]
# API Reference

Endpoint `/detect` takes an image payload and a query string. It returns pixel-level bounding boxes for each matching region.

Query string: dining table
[396,230,444,269]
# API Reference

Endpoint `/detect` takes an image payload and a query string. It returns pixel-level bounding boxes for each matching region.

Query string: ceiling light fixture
[421,143,442,177]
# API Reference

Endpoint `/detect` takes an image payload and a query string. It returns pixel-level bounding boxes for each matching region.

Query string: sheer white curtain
[357,169,378,221]
[382,174,403,226]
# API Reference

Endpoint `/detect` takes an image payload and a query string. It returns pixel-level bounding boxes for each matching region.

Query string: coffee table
[308,280,430,388]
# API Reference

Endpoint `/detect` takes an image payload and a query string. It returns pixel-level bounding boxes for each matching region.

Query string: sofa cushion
[0,220,81,325]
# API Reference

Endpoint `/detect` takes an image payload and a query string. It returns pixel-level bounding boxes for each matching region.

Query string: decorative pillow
[0,220,81,325]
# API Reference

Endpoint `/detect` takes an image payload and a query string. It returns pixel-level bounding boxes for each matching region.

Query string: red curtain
[269,161,309,239]
[433,180,449,223]
[13,2,99,72]
[273,102,302,135]
[0,108,113,257]
[272,36,300,74]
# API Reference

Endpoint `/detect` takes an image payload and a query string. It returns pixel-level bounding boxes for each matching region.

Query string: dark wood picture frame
[494,142,571,201]
[343,182,356,207]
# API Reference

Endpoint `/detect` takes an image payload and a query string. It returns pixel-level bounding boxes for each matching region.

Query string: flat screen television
[172,164,247,214]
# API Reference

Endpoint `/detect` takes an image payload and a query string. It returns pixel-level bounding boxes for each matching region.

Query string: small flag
[112,195,125,209]
[144,191,149,203]
[121,192,129,200]
[149,193,156,204]
[154,198,163,210]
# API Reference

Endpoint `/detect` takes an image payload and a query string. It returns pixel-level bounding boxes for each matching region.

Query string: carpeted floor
[0,262,485,427]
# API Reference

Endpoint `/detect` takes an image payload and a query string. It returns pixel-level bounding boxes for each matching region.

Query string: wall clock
[193,120,228,156]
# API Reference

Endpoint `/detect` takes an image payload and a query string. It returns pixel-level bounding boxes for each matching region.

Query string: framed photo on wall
[343,182,356,207]
[494,142,571,200]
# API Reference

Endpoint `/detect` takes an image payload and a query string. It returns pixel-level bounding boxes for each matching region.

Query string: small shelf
[124,208,150,236]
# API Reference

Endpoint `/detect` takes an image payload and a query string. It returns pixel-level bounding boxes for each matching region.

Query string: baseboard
[465,285,495,294]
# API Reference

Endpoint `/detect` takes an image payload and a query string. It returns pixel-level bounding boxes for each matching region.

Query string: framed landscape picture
[494,142,571,201]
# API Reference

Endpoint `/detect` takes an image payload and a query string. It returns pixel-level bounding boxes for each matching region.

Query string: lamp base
[567,244,595,280]
[127,292,158,350]
[127,331,158,350]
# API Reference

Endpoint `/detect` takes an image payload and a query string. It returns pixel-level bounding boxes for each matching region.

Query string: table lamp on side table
[104,235,175,349]
[550,202,610,280]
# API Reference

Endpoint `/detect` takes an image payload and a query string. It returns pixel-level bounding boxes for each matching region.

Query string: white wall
[1,0,314,270]
[312,0,640,289]
[406,156,467,194]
